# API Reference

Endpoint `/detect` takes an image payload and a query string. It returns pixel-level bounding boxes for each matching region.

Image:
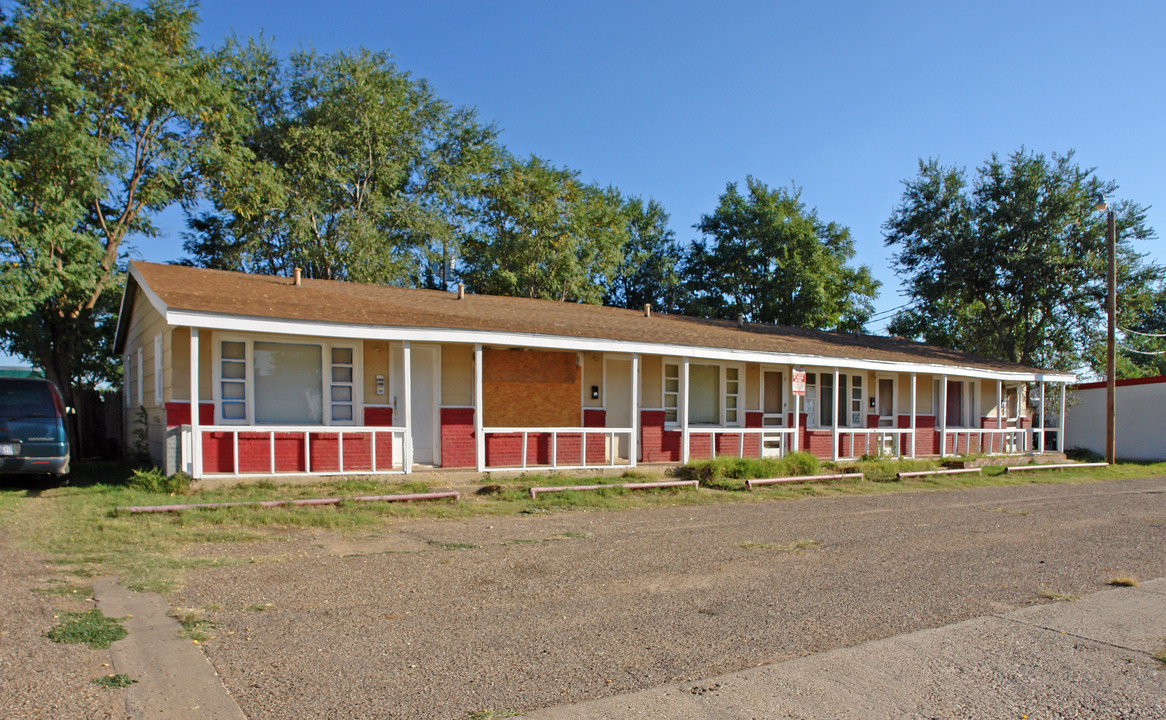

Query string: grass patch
[31,582,92,598]
[1037,587,1079,602]
[836,457,944,483]
[45,609,127,649]
[467,710,521,719]
[92,673,137,689]
[246,603,273,612]
[738,539,820,553]
[171,607,218,641]
[1109,574,1139,587]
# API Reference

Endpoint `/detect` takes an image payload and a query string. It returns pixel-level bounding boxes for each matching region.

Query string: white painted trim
[403,342,413,472]
[162,309,1076,383]
[474,344,484,472]
[909,372,917,458]
[681,357,690,464]
[940,374,948,458]
[153,333,163,405]
[831,367,840,462]
[631,353,640,466]
[128,263,170,320]
[136,347,143,408]
[190,328,201,478]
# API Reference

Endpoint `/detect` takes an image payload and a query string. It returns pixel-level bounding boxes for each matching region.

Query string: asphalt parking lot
[163,476,1166,719]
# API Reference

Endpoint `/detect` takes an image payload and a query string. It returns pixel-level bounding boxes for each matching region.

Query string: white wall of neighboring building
[1064,376,1166,461]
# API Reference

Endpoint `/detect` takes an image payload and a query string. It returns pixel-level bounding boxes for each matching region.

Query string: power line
[1119,327,1166,339]
[1117,343,1166,356]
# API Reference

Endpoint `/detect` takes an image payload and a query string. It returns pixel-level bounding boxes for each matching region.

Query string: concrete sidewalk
[524,579,1166,720]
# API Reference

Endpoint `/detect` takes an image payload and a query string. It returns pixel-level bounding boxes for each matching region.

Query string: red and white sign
[791,368,806,396]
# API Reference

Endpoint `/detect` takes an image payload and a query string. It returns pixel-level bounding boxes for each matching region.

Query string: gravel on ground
[0,531,124,720]
[166,476,1166,719]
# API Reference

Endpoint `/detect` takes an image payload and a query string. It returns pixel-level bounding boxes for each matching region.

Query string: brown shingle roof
[125,261,1057,376]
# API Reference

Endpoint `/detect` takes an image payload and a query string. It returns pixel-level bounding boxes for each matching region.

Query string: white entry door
[605,357,632,461]
[410,345,440,465]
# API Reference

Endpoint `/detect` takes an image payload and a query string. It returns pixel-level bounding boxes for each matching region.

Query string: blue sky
[7,0,1166,365]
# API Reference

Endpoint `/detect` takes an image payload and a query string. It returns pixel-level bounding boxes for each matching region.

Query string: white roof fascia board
[164,309,1075,384]
[128,263,171,318]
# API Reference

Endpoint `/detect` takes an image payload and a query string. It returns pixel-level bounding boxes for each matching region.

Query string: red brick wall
[583,408,607,465]
[639,410,681,463]
[441,408,476,468]
[165,402,214,428]
[364,406,394,426]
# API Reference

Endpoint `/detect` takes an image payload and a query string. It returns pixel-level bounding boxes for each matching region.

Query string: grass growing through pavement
[92,674,137,689]
[171,607,218,642]
[1153,642,1166,666]
[1037,587,1079,602]
[1108,573,1140,587]
[45,609,127,649]
[3,457,1164,597]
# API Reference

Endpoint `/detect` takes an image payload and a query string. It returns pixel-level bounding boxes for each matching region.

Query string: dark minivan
[0,378,70,477]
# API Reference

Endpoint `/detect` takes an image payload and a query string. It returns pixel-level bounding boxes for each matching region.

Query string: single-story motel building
[114,262,1076,482]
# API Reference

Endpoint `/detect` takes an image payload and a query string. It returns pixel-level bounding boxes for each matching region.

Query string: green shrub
[127,467,191,494]
[683,452,821,489]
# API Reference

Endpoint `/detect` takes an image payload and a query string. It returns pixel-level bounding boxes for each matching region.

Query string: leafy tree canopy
[184,40,501,288]
[683,177,879,332]
[459,155,629,303]
[603,197,683,313]
[884,149,1162,373]
[0,0,245,401]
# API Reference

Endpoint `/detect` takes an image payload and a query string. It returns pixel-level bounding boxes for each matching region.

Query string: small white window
[663,362,679,424]
[329,346,355,424]
[220,341,248,421]
[725,366,740,425]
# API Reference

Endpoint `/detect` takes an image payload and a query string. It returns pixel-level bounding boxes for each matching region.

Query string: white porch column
[1058,382,1066,454]
[831,367,840,462]
[681,357,690,464]
[190,328,201,479]
[792,393,800,453]
[910,372,917,458]
[630,353,640,467]
[402,341,413,473]
[939,375,948,458]
[996,379,1003,454]
[474,343,485,472]
[1038,381,1046,454]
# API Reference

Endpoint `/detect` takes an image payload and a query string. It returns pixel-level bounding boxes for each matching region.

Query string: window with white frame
[806,371,863,428]
[663,363,679,423]
[215,337,359,425]
[330,347,355,422]
[662,360,743,426]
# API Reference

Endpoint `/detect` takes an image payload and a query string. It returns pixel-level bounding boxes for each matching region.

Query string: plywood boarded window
[483,349,580,427]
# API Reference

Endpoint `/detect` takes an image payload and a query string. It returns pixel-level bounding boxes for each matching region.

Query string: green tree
[604,197,683,312]
[459,155,629,303]
[0,0,245,406]
[186,41,500,288]
[684,177,879,332]
[1113,285,1166,377]
[884,149,1162,372]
